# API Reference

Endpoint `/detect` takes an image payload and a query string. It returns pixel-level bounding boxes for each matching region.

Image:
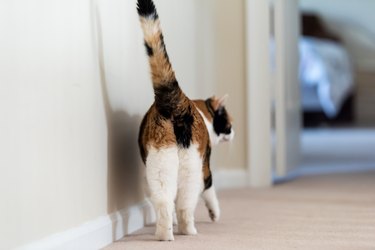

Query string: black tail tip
[137,0,158,18]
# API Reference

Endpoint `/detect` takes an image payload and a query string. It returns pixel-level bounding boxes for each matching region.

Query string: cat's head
[202,95,235,145]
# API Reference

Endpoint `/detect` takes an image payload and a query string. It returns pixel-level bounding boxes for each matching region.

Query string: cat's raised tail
[137,0,186,119]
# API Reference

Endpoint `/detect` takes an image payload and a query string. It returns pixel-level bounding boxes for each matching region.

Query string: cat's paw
[155,227,174,241]
[209,208,220,222]
[178,224,197,235]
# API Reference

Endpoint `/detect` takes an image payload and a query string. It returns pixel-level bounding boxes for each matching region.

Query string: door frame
[245,0,301,187]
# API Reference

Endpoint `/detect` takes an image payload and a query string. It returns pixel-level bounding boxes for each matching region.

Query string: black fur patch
[213,107,232,135]
[154,81,181,119]
[204,174,213,190]
[137,0,158,19]
[173,107,194,148]
[205,144,212,164]
[204,145,212,190]
[160,33,169,61]
[154,81,193,148]
[144,41,153,57]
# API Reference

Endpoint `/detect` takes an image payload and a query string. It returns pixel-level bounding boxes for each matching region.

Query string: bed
[300,13,355,127]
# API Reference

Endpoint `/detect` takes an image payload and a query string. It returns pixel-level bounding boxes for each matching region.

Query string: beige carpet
[104,172,375,250]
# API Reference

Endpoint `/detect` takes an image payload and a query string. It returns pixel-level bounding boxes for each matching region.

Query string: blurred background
[0,0,374,249]
[298,0,375,177]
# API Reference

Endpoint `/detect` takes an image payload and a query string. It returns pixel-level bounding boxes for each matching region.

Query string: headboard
[302,13,341,43]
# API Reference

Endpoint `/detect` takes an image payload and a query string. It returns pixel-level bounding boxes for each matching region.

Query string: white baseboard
[15,169,247,250]
[16,200,155,250]
[214,169,249,190]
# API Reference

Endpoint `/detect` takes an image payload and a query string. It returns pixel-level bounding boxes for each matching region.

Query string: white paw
[155,227,174,241]
[209,208,220,222]
[178,224,197,235]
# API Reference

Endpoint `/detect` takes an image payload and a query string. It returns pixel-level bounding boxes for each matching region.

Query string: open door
[274,0,301,177]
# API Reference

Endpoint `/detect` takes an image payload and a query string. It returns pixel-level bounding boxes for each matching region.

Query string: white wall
[0,0,247,248]
[300,0,375,71]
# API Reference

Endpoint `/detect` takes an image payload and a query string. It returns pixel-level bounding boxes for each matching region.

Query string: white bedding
[299,38,354,117]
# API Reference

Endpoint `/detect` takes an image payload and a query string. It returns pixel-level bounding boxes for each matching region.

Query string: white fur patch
[202,185,220,222]
[145,144,205,239]
[197,110,221,145]
[140,17,160,39]
[224,130,235,142]
[176,144,203,235]
[146,146,179,241]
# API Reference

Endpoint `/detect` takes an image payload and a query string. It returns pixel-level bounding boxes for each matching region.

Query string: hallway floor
[104,171,375,250]
[301,129,375,172]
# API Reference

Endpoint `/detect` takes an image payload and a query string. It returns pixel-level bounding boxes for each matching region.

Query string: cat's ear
[218,94,229,107]
[211,96,219,110]
[211,94,228,110]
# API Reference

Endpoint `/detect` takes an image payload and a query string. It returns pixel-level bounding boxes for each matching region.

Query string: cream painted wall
[196,0,247,171]
[0,0,247,248]
[0,1,108,248]
[300,0,375,70]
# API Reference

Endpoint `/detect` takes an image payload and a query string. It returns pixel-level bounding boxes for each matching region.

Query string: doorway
[299,0,375,175]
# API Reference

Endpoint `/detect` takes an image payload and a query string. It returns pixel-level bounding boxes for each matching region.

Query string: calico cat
[137,0,234,241]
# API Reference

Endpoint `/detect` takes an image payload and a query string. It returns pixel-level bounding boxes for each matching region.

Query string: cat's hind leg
[176,145,203,235]
[146,146,179,241]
